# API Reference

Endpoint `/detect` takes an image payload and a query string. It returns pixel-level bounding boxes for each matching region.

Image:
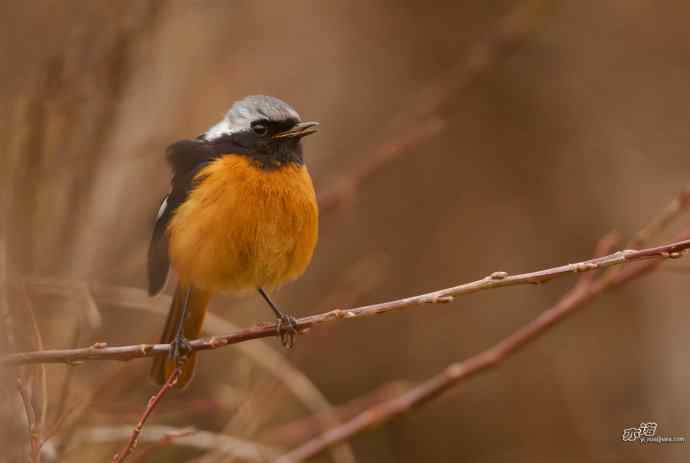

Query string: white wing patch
[156,195,169,220]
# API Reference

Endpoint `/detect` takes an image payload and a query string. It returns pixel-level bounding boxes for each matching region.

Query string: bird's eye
[252,123,268,136]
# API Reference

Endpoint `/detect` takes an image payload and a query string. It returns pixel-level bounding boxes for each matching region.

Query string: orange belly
[167,155,319,293]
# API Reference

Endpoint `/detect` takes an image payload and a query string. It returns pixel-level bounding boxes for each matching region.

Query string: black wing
[147,194,172,295]
[147,139,217,295]
[147,135,252,295]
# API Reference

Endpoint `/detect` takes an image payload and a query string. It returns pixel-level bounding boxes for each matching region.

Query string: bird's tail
[150,283,210,388]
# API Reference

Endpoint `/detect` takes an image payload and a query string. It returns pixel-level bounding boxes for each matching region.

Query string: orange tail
[150,283,210,388]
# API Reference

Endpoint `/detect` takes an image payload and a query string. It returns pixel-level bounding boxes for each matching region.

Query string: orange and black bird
[148,95,319,388]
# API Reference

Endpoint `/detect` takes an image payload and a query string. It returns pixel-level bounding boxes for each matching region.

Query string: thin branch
[274,231,688,462]
[129,427,198,463]
[17,377,41,463]
[2,237,689,367]
[72,425,280,462]
[40,319,83,457]
[51,319,81,435]
[19,282,49,441]
[111,367,181,463]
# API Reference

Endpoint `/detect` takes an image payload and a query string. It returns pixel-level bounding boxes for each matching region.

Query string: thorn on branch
[662,251,684,259]
[422,295,454,304]
[573,262,598,273]
[209,337,224,348]
[620,250,637,259]
[489,271,509,280]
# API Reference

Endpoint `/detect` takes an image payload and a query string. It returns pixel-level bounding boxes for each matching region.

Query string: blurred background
[1,1,689,462]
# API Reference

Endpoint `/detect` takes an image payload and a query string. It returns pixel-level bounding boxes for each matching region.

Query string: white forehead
[204,95,301,140]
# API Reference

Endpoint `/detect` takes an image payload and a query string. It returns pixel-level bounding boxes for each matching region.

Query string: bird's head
[201,95,318,168]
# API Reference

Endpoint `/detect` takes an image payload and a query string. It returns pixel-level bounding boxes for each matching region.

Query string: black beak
[272,121,319,139]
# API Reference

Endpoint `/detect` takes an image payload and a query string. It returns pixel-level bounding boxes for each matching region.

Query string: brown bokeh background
[1,1,689,462]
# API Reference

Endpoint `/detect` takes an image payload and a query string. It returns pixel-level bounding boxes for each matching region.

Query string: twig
[19,282,49,442]
[41,319,83,456]
[17,377,41,463]
[274,231,688,462]
[51,319,81,434]
[70,425,280,462]
[111,367,181,463]
[129,427,198,463]
[3,237,689,367]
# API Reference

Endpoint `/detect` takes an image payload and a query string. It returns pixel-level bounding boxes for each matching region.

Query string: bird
[148,95,319,388]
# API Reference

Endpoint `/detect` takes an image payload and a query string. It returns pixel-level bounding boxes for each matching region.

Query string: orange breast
[167,155,319,293]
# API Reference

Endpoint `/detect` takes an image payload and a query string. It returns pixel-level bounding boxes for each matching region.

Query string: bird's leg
[258,288,297,348]
[170,286,193,364]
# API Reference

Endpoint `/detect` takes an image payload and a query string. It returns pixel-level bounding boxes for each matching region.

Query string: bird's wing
[147,135,252,295]
[147,139,217,295]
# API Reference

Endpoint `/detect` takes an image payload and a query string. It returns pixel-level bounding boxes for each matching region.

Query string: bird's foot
[169,335,193,365]
[276,313,298,349]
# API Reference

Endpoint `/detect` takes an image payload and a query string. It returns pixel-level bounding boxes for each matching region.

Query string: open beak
[273,121,319,139]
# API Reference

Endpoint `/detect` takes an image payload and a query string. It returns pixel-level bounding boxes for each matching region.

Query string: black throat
[203,131,304,171]
[244,138,305,170]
